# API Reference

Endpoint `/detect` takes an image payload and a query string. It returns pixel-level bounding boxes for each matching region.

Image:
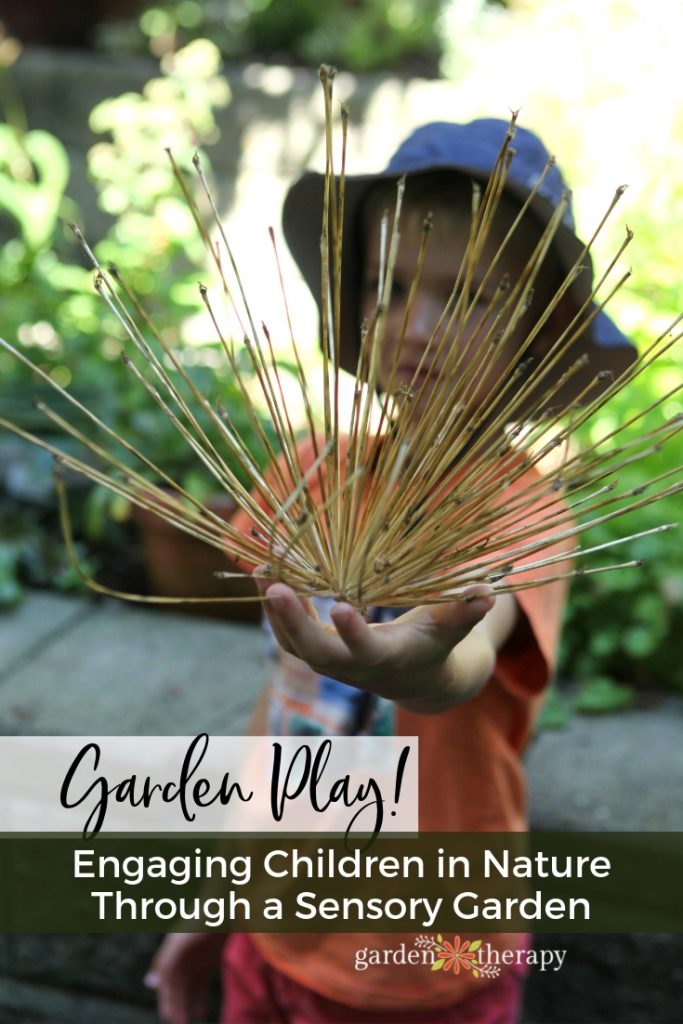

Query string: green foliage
[87,39,229,321]
[0,490,100,608]
[574,677,636,714]
[0,42,230,406]
[535,677,637,732]
[127,0,446,73]
[0,124,93,389]
[0,544,24,607]
[555,126,682,695]
[557,354,682,693]
[0,126,69,250]
[249,0,444,72]
[0,41,273,604]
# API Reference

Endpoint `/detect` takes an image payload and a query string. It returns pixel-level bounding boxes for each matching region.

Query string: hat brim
[283,165,636,405]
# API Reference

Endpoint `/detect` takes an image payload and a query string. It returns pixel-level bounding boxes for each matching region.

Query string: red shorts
[221,934,525,1024]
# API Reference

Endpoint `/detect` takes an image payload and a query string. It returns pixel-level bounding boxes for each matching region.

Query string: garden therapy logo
[425,934,499,979]
[353,936,567,974]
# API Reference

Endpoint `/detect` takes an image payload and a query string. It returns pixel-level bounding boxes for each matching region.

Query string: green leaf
[0,127,70,249]
[622,626,660,658]
[431,959,445,971]
[575,677,636,714]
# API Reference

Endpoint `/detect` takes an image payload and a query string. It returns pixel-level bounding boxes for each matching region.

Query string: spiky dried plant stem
[0,67,680,610]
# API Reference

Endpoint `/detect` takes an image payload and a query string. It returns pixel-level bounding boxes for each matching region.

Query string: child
[148,118,635,1023]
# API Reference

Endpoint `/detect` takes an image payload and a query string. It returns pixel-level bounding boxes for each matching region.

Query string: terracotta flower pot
[132,493,261,624]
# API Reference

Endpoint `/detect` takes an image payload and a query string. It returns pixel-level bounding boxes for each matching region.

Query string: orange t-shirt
[230,436,573,1011]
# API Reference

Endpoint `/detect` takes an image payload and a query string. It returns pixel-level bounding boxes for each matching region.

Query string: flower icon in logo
[431,935,482,977]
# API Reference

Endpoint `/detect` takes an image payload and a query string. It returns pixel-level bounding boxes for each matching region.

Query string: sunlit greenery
[0,40,273,602]
[101,0,450,73]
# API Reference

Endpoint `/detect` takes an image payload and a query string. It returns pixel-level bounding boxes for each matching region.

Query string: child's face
[361,197,551,415]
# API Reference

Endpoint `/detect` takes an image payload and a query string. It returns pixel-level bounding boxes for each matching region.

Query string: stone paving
[0,592,268,738]
[0,591,681,1022]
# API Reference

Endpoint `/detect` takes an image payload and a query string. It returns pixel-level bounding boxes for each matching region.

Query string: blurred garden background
[0,0,681,704]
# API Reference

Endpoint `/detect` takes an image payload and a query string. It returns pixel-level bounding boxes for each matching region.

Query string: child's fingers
[266,584,344,668]
[423,586,496,650]
[258,587,304,656]
[254,572,320,654]
[298,592,320,623]
[329,602,384,665]
[261,601,298,655]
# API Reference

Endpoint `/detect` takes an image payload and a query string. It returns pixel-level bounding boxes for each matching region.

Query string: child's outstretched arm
[256,579,517,714]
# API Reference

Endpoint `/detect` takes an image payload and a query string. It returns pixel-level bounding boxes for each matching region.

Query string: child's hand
[145,931,224,1024]
[256,578,512,712]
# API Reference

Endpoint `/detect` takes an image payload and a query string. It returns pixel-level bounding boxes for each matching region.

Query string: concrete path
[526,697,683,832]
[0,592,268,737]
[0,591,681,1022]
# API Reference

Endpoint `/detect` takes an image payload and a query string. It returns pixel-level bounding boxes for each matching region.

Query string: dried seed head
[0,91,678,613]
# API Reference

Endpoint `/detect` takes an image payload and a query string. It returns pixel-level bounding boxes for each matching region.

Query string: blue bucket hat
[282,117,637,402]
